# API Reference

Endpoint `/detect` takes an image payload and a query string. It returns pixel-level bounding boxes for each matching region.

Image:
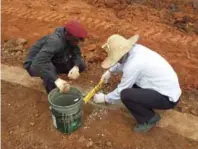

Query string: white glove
[93,93,108,103]
[101,70,111,84]
[54,78,70,93]
[68,66,80,80]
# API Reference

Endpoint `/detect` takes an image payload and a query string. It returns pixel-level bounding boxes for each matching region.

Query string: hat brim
[101,34,140,69]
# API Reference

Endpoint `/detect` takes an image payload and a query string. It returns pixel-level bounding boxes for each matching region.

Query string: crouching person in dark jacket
[24,20,87,93]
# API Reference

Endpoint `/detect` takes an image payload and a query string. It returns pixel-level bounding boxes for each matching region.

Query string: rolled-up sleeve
[106,60,142,104]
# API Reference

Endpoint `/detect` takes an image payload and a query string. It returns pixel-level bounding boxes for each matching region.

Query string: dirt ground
[1,0,198,148]
[2,0,198,89]
[2,81,198,149]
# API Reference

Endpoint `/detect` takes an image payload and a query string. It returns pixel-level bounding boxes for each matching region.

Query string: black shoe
[134,113,161,132]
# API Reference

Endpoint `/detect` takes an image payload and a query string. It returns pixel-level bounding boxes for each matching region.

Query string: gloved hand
[101,70,111,84]
[93,93,108,103]
[68,66,80,80]
[54,78,70,93]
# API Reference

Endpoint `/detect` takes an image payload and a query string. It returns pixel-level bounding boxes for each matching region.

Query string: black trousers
[120,85,178,124]
[26,59,86,93]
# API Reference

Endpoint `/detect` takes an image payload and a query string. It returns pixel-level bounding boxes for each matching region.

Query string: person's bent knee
[78,60,87,72]
[25,65,40,77]
[121,88,131,102]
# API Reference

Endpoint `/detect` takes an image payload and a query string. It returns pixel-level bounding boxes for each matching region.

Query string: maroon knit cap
[65,20,88,38]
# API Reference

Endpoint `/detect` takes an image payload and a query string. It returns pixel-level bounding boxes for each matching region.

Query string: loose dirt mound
[2,38,28,65]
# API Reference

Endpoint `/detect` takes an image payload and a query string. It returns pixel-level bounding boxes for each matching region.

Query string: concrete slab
[1,64,44,92]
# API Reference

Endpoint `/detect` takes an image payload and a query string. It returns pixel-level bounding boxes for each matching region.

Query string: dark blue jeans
[120,85,179,124]
[26,60,86,93]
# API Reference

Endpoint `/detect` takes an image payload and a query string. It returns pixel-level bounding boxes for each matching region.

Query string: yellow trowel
[83,79,104,104]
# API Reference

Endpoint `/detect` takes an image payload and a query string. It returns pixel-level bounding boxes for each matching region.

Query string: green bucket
[48,87,83,134]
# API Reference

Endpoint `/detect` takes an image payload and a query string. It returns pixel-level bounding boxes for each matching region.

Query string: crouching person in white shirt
[93,34,182,132]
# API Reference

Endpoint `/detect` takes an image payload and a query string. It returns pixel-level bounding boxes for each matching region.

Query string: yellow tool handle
[83,80,104,104]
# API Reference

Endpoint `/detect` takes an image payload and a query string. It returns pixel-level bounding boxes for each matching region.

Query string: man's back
[125,44,182,102]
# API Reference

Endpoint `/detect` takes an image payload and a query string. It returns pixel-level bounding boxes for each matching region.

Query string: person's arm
[31,37,61,81]
[71,45,83,67]
[106,61,142,104]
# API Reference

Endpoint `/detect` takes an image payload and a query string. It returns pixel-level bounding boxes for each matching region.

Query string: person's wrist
[54,78,62,87]
[104,94,109,103]
[74,66,79,70]
[108,70,112,74]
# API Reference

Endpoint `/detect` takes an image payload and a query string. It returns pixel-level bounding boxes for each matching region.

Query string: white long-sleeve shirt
[106,44,182,103]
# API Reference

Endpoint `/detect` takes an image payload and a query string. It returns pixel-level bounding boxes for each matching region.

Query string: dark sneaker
[148,113,161,124]
[134,113,161,132]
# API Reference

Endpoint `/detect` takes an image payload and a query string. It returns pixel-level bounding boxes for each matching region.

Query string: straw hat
[101,34,140,69]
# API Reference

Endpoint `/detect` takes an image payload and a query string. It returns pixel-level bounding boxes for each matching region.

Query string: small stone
[4,50,8,54]
[78,136,86,142]
[101,134,104,137]
[30,122,35,126]
[104,0,117,8]
[181,106,189,113]
[86,44,97,51]
[4,40,15,48]
[9,131,13,134]
[16,38,27,45]
[16,51,22,56]
[13,45,23,52]
[11,53,14,56]
[190,109,198,116]
[188,94,195,100]
[106,141,112,147]
[133,27,139,31]
[86,140,94,148]
[8,104,11,106]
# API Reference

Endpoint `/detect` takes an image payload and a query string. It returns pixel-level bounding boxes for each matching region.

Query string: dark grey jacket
[24,27,83,81]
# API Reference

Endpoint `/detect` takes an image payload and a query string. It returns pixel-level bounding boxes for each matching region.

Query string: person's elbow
[31,59,42,71]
